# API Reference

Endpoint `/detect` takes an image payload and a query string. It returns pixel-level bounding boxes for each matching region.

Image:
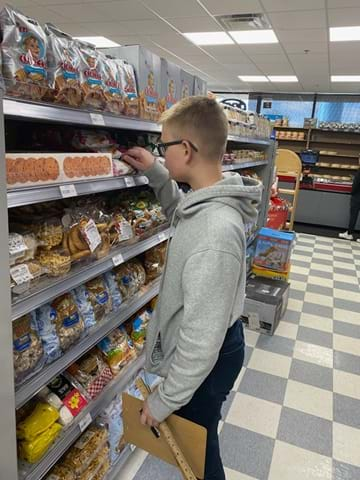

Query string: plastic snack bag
[103,271,122,312]
[45,23,82,107]
[17,402,59,441]
[78,41,106,110]
[47,374,88,417]
[18,422,62,463]
[0,5,48,100]
[97,326,137,375]
[103,56,125,115]
[119,60,139,117]
[84,276,112,323]
[72,284,96,331]
[36,304,62,364]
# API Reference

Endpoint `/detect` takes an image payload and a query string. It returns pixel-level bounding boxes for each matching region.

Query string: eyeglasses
[149,140,199,157]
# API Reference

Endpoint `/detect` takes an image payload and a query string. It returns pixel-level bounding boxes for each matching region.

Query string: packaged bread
[65,213,102,261]
[45,24,82,107]
[18,422,62,463]
[109,212,133,245]
[10,260,44,295]
[9,232,37,266]
[62,425,108,476]
[78,444,109,480]
[97,326,137,375]
[51,293,85,351]
[144,242,167,281]
[37,247,71,277]
[46,464,75,480]
[119,60,139,117]
[13,313,44,383]
[84,276,112,322]
[103,56,125,115]
[0,5,48,100]
[6,155,61,187]
[78,41,106,110]
[34,217,63,250]
[103,271,122,311]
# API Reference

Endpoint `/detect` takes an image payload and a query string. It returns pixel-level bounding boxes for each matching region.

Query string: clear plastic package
[97,326,137,375]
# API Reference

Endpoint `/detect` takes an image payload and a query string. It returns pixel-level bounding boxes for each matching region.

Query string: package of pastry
[45,23,82,107]
[78,41,107,110]
[103,56,125,115]
[0,5,49,100]
[119,60,139,117]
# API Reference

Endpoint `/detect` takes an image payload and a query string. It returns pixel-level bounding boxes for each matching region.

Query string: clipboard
[122,393,207,479]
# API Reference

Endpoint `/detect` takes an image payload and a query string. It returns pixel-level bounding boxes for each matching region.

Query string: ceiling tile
[255,63,295,75]
[327,0,360,7]
[35,0,99,3]
[276,29,327,43]
[93,19,176,36]
[200,0,263,15]
[283,41,328,54]
[239,43,283,55]
[328,7,360,27]
[248,53,289,63]
[289,52,328,65]
[201,45,248,62]
[12,4,69,23]
[43,2,106,22]
[228,64,264,75]
[268,10,326,30]
[262,0,325,12]
[55,23,100,36]
[88,1,157,21]
[166,16,222,32]
[141,0,207,18]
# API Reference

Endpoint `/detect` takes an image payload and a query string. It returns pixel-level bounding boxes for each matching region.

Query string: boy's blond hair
[159,96,228,161]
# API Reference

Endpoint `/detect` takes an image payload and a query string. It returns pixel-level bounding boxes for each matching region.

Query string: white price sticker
[60,184,77,198]
[112,253,124,266]
[79,413,92,433]
[158,232,167,242]
[124,176,136,188]
[90,113,105,126]
[10,264,33,285]
[83,219,102,252]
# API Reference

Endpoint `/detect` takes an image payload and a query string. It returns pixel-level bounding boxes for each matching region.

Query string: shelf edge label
[90,113,106,126]
[79,412,92,432]
[60,184,77,198]
[112,253,124,266]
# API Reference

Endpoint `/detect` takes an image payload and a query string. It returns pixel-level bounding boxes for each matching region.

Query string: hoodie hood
[176,172,263,225]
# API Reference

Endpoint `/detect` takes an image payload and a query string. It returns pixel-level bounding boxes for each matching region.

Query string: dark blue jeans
[176,320,245,480]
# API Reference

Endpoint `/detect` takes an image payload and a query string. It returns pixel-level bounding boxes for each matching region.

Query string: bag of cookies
[45,23,82,107]
[13,312,44,384]
[78,41,106,110]
[10,260,44,296]
[6,155,61,187]
[37,247,71,277]
[144,242,167,281]
[103,56,125,115]
[0,5,48,100]
[119,60,139,117]
[52,293,85,351]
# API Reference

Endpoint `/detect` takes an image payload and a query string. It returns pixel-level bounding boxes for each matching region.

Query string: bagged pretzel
[103,56,125,115]
[119,60,139,117]
[0,5,48,100]
[78,41,106,110]
[45,23,82,107]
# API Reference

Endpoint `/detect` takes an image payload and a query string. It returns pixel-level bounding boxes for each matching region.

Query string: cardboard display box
[193,76,207,96]
[253,227,295,273]
[241,275,290,335]
[160,58,181,112]
[180,69,194,99]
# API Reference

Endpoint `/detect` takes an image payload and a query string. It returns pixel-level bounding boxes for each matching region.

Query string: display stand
[276,149,302,230]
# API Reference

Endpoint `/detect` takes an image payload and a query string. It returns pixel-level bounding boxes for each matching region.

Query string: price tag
[112,252,124,266]
[90,113,105,126]
[60,184,77,198]
[158,232,167,242]
[124,176,136,188]
[79,412,92,433]
[10,264,33,285]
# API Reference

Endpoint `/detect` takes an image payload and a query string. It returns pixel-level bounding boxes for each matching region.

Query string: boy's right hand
[122,147,156,172]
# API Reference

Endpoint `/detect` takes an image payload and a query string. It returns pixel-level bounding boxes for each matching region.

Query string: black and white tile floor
[119,233,360,480]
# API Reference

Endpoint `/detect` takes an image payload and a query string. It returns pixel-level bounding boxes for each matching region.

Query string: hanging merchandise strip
[11,227,171,321]
[18,353,146,480]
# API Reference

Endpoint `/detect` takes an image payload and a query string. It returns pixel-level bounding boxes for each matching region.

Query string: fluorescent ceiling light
[330,26,360,42]
[268,75,298,82]
[74,36,120,48]
[238,75,269,82]
[331,75,360,82]
[230,29,278,44]
[183,32,234,45]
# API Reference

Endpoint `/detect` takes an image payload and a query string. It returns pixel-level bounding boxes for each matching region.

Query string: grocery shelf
[315,163,358,170]
[227,134,272,146]
[4,97,161,133]
[15,279,159,409]
[7,175,149,208]
[18,353,146,480]
[277,138,306,142]
[222,160,268,171]
[319,152,359,159]
[12,227,171,321]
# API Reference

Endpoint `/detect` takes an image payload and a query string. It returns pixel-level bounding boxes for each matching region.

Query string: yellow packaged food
[18,422,62,463]
[17,403,59,441]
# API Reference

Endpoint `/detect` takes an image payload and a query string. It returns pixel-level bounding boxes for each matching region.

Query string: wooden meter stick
[135,378,198,480]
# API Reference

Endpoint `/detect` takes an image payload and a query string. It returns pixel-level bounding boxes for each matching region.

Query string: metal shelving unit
[18,353,146,480]
[1,93,276,480]
[12,228,170,321]
[16,280,160,409]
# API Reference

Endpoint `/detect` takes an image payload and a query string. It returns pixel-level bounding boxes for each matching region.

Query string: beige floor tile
[275,321,299,339]
[334,369,360,400]
[334,334,360,357]
[304,292,333,308]
[314,253,333,261]
[284,380,333,421]
[290,280,308,291]
[232,367,246,391]
[307,276,334,288]
[288,298,304,312]
[294,341,333,368]
[333,239,352,248]
[298,236,317,244]
[227,393,281,438]
[310,263,334,273]
[292,254,312,263]
[333,261,356,270]
[247,349,292,378]
[244,329,260,347]
[314,244,333,251]
[334,251,355,259]
[269,440,332,480]
[291,265,310,275]
[333,273,359,285]
[224,468,257,480]
[333,308,360,326]
[299,313,333,333]
[333,423,360,467]
[294,245,314,253]
[334,289,360,302]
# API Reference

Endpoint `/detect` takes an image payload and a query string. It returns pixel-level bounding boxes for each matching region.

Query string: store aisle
[121,234,360,480]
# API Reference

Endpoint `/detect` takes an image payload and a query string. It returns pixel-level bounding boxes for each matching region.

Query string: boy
[339,164,360,242]
[124,97,263,480]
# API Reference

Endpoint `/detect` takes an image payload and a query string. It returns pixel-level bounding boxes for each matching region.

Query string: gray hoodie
[144,160,263,422]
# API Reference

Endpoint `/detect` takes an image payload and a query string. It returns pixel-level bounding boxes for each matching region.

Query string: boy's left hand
[140,399,160,427]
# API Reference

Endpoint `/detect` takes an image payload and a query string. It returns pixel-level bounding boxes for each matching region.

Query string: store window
[260,94,314,127]
[315,95,360,123]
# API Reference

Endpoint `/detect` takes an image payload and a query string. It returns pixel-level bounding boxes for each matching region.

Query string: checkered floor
[119,233,360,480]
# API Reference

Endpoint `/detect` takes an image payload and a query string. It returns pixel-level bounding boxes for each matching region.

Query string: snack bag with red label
[47,374,88,417]
[103,56,125,115]
[78,41,106,110]
[0,5,48,100]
